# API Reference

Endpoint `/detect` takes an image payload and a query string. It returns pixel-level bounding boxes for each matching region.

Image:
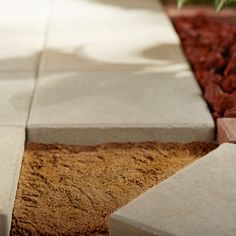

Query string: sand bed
[11,142,217,235]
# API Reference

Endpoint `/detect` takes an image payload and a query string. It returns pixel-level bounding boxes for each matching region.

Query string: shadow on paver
[141,43,186,63]
[8,43,193,110]
[0,53,39,75]
[40,43,187,71]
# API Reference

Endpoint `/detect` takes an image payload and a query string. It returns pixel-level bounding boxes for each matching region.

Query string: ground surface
[11,142,216,235]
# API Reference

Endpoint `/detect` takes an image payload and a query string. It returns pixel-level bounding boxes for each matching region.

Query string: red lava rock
[185,47,210,66]
[204,83,224,108]
[222,75,236,93]
[230,44,236,53]
[195,70,223,87]
[224,107,236,117]
[231,91,236,97]
[215,94,236,114]
[212,112,221,119]
[224,57,236,76]
[217,32,235,49]
[173,15,236,118]
[199,51,225,70]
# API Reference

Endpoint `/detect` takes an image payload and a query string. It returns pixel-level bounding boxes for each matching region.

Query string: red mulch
[173,15,236,119]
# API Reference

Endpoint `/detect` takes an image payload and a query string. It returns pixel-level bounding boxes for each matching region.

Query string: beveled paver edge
[26,124,215,145]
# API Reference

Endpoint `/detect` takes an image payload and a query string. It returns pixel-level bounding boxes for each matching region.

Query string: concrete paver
[28,71,214,144]
[0,73,34,127]
[110,143,236,236]
[0,127,25,236]
[28,0,214,144]
[0,32,44,73]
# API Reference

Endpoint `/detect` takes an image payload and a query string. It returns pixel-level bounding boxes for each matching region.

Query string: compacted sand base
[11,142,217,235]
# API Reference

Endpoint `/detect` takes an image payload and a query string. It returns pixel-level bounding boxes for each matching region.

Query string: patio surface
[1,0,215,145]
[0,0,234,235]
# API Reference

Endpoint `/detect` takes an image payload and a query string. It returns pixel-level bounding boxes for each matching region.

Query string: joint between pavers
[25,0,55,131]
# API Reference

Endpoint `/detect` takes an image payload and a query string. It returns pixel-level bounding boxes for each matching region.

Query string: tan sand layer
[11,142,217,235]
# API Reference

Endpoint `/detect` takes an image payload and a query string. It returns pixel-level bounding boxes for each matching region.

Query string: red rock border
[165,4,236,144]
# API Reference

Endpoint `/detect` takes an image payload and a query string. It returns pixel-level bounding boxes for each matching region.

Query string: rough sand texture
[11,142,217,235]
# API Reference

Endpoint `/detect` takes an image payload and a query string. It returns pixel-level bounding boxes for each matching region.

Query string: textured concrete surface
[0,127,25,236]
[28,71,214,144]
[0,32,44,73]
[28,0,214,144]
[0,0,49,125]
[110,143,236,236]
[217,118,236,144]
[0,73,34,127]
[41,28,185,72]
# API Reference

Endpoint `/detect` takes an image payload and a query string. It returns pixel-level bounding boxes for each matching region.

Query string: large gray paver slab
[0,127,25,236]
[110,144,236,236]
[30,0,214,144]
[28,71,214,144]
[0,73,34,127]
[0,0,50,33]
[0,32,44,72]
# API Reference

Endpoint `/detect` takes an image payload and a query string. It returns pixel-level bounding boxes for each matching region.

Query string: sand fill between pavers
[11,142,217,235]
